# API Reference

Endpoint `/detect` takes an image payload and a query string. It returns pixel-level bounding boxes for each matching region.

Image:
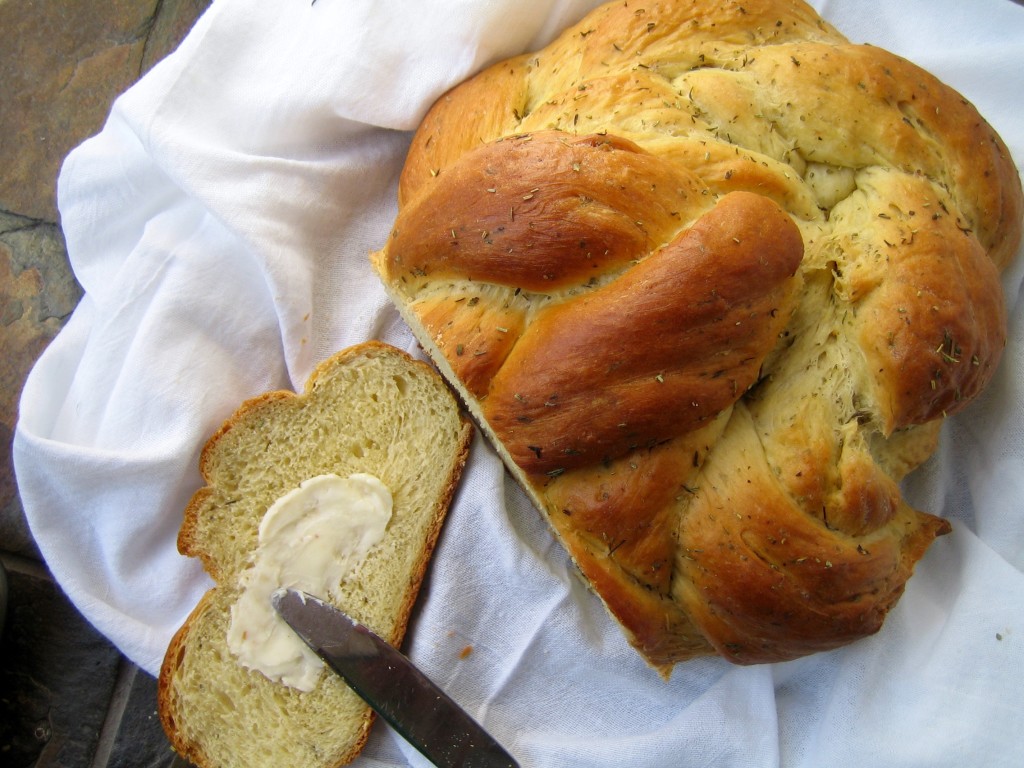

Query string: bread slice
[158,341,472,768]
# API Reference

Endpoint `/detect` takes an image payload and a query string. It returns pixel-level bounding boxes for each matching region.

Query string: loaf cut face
[371,0,1022,673]
[158,342,472,768]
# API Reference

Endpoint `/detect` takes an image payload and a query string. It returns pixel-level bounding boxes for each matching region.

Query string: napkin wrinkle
[816,0,1024,72]
[774,659,869,767]
[56,122,179,302]
[474,586,587,708]
[364,304,417,358]
[52,211,285,448]
[910,404,1024,571]
[512,664,780,768]
[14,427,212,672]
[15,303,93,439]
[769,527,1024,767]
[301,0,606,131]
[119,109,413,387]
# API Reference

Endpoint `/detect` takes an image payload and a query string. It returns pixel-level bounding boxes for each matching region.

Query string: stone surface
[107,667,180,768]
[0,0,209,764]
[0,566,123,766]
[0,0,211,224]
[0,213,80,559]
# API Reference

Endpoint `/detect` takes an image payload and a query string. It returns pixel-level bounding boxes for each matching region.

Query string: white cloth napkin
[14,0,1024,765]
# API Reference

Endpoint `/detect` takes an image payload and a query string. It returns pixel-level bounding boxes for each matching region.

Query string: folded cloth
[14,0,1024,765]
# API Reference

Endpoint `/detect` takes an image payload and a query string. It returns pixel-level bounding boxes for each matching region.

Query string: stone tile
[0,560,8,641]
[1,0,153,223]
[0,562,122,766]
[106,666,180,768]
[0,0,211,223]
[0,212,81,559]
[0,464,41,562]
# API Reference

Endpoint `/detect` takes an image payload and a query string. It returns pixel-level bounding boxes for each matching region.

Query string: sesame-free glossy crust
[372,0,1021,673]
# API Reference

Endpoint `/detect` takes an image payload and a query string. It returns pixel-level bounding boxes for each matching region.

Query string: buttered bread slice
[158,342,472,768]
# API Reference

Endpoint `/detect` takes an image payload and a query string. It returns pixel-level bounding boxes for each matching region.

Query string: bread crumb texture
[371,0,1022,672]
[158,342,471,768]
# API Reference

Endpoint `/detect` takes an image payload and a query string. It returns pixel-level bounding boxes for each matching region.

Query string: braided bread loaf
[371,0,1022,674]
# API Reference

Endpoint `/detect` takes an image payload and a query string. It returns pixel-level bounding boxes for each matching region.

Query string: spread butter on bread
[158,342,472,768]
[371,0,1022,674]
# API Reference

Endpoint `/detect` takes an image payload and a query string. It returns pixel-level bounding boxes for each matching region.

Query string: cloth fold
[14,0,1024,765]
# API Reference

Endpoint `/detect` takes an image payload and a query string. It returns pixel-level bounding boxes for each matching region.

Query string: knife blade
[271,588,519,768]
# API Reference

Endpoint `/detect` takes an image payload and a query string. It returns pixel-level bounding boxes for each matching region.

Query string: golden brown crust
[388,133,708,292]
[157,592,207,767]
[835,172,1009,433]
[373,0,1021,672]
[483,189,802,473]
[672,404,951,664]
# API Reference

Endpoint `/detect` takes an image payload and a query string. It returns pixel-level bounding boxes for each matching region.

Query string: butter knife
[272,588,518,768]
